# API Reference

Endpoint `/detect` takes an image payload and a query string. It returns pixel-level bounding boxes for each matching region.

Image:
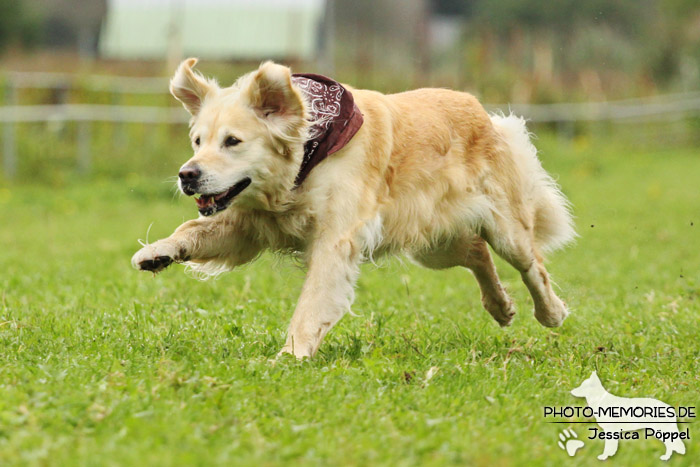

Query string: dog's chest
[242,207,315,253]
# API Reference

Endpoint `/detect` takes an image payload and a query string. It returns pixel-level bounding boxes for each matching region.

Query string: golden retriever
[132,58,575,358]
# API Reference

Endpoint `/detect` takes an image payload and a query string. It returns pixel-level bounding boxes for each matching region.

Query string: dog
[131,58,576,358]
[571,371,687,460]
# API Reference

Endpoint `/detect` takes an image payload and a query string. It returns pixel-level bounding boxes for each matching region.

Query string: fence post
[113,93,127,149]
[77,120,92,174]
[319,0,335,77]
[556,120,574,143]
[2,78,17,178]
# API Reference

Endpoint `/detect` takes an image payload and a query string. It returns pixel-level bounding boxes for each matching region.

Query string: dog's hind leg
[483,219,568,327]
[412,234,515,326]
[464,237,516,326]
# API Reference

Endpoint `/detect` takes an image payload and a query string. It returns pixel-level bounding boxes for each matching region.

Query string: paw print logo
[558,428,584,456]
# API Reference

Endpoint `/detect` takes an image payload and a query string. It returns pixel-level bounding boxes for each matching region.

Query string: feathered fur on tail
[490,113,576,252]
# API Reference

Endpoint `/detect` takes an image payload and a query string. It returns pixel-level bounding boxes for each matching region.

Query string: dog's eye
[224,136,241,148]
[194,137,200,146]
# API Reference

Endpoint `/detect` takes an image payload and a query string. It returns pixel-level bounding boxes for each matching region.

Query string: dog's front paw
[131,242,179,273]
[277,341,313,360]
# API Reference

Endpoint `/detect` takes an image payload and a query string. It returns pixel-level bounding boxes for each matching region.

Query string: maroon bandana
[291,73,364,187]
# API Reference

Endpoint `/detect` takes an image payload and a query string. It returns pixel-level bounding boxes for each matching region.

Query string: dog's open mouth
[194,177,251,216]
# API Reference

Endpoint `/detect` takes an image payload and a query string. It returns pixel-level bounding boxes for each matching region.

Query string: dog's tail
[490,113,576,253]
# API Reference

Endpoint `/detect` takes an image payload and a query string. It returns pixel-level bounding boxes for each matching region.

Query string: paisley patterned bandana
[291,73,364,187]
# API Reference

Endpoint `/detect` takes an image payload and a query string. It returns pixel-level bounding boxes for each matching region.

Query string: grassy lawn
[0,132,698,466]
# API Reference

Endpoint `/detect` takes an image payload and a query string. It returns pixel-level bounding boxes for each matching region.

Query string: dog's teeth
[196,195,216,209]
[195,196,212,208]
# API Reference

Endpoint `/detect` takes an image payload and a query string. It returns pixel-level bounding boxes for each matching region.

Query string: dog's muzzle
[179,165,201,195]
[192,177,252,216]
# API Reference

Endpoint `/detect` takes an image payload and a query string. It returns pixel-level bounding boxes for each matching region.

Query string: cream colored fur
[132,59,576,358]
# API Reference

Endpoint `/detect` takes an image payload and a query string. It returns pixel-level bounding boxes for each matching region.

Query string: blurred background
[0,0,699,182]
[3,4,700,464]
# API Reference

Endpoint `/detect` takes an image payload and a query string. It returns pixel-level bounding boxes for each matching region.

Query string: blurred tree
[431,0,474,16]
[452,0,700,99]
[34,0,106,57]
[0,0,40,52]
[470,0,653,36]
[0,0,22,49]
[0,0,105,56]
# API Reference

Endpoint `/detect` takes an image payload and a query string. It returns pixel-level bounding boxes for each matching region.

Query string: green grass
[0,132,698,466]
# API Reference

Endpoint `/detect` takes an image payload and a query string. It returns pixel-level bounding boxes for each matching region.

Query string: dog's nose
[179,165,201,182]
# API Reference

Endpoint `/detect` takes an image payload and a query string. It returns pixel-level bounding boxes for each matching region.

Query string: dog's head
[171,58,308,215]
[570,371,602,398]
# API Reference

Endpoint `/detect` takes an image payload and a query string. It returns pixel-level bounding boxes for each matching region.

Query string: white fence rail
[4,71,169,94]
[0,104,189,123]
[2,71,700,178]
[489,91,700,123]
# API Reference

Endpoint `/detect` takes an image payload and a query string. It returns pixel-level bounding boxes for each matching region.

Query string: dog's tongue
[214,189,229,201]
[196,195,215,209]
[196,187,234,209]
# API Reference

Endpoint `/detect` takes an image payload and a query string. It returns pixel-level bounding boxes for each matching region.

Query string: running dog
[131,58,576,358]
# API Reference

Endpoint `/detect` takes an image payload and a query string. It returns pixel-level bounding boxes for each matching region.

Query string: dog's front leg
[279,236,361,359]
[131,216,259,273]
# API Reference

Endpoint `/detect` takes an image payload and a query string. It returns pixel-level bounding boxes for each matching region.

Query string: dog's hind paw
[535,296,569,327]
[483,294,516,327]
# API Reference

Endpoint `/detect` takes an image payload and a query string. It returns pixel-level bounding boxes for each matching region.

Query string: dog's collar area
[291,74,364,188]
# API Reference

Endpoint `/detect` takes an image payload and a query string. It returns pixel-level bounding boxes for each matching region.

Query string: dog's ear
[170,58,214,115]
[247,61,304,127]
[591,371,599,380]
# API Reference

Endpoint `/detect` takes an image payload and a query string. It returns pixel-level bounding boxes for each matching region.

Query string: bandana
[291,74,364,187]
